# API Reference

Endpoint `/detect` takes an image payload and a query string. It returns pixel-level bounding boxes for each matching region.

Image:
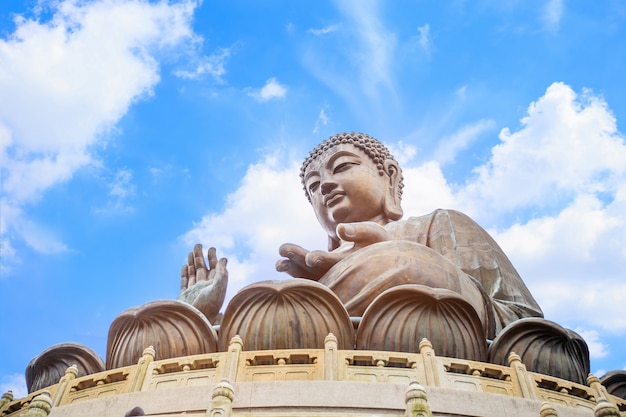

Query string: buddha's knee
[487,317,590,384]
[106,300,218,369]
[356,284,488,362]
[218,279,354,351]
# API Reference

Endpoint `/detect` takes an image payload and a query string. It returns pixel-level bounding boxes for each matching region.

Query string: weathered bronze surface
[218,279,354,351]
[106,299,218,369]
[25,342,104,393]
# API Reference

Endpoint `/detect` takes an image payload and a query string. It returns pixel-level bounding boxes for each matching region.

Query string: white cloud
[463,83,626,332]
[0,0,200,259]
[432,119,495,165]
[401,161,457,216]
[542,0,564,32]
[386,141,417,167]
[248,78,287,102]
[575,328,609,359]
[459,82,626,219]
[308,24,340,36]
[0,374,27,399]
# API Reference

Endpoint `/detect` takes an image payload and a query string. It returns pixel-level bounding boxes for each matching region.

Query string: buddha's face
[303,143,395,238]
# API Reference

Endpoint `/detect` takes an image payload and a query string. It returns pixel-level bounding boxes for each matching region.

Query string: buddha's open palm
[276,221,390,280]
[178,244,228,324]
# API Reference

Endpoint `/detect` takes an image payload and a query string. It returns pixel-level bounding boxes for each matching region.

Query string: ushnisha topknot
[300,132,404,202]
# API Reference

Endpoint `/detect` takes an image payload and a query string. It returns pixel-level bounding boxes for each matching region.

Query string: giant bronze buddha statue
[25,132,591,393]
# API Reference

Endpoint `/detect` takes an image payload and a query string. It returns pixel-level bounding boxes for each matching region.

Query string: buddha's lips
[324,191,345,207]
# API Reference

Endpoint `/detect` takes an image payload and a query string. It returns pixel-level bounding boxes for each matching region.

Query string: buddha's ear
[383,159,403,221]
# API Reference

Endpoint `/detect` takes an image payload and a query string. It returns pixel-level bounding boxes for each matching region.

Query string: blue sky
[1,0,626,397]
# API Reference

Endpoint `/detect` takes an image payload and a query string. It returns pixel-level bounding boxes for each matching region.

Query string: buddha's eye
[333,161,357,174]
[308,181,320,194]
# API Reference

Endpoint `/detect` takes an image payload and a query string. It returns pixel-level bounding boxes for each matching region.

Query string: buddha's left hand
[276,221,390,280]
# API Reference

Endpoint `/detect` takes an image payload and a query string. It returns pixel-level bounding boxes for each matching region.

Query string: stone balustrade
[1,336,624,417]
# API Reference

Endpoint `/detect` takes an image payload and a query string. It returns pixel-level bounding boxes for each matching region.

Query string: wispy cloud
[248,78,287,102]
[308,24,340,36]
[542,0,564,32]
[297,1,399,120]
[312,108,329,134]
[432,119,495,165]
[417,24,431,55]
[95,168,136,214]
[174,47,232,82]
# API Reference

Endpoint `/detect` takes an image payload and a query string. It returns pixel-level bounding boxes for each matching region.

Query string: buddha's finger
[193,243,207,270]
[278,243,309,267]
[180,265,189,291]
[337,222,389,246]
[305,250,342,271]
[188,263,197,287]
[276,258,318,280]
[207,247,218,270]
[187,251,197,286]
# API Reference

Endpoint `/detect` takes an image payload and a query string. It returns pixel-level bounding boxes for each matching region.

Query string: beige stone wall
[2,336,624,417]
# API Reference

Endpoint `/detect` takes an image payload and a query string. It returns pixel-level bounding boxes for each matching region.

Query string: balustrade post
[405,381,432,417]
[223,335,243,382]
[594,399,620,417]
[130,346,155,392]
[508,352,537,399]
[0,390,13,410]
[206,379,235,417]
[539,402,558,416]
[324,333,338,381]
[23,391,52,417]
[419,339,442,387]
[52,364,78,406]
[588,374,610,403]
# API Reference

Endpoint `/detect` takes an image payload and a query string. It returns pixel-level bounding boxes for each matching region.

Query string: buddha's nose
[320,178,337,195]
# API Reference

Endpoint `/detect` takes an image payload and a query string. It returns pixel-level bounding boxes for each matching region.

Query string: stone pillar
[539,402,558,416]
[324,333,338,381]
[130,346,155,392]
[0,390,13,409]
[405,381,432,417]
[23,391,52,417]
[508,352,537,399]
[52,364,78,406]
[588,374,609,403]
[419,339,442,387]
[224,336,243,382]
[594,399,620,417]
[206,379,235,417]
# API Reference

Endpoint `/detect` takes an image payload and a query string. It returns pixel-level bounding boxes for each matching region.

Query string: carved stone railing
[1,336,624,417]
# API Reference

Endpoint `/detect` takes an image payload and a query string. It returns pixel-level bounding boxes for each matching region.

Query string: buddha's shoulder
[386,209,481,240]
[404,208,475,225]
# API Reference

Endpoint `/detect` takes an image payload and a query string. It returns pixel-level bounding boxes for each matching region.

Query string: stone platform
[2,335,624,417]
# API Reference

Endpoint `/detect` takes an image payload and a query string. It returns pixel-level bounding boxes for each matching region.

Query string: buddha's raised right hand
[276,221,390,280]
[178,244,228,324]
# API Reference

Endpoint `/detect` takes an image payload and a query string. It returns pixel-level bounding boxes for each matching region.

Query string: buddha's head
[301,132,404,248]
